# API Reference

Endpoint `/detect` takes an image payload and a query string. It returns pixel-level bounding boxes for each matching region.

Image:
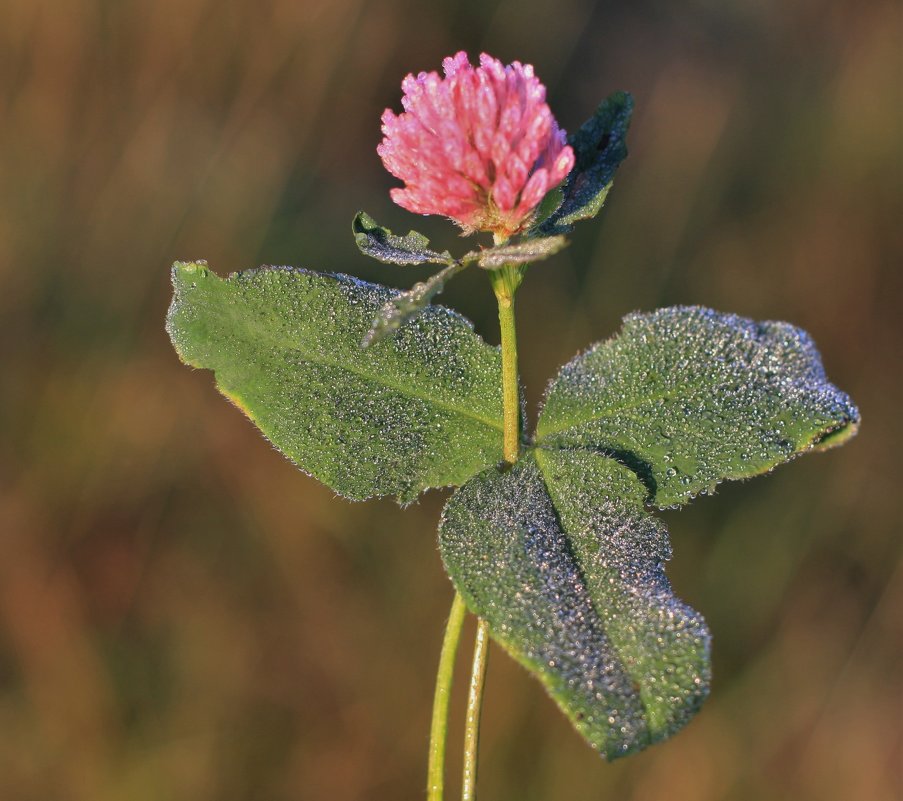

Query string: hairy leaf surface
[476,235,568,269]
[353,211,452,265]
[537,306,860,507]
[440,449,710,759]
[166,261,504,503]
[363,260,469,347]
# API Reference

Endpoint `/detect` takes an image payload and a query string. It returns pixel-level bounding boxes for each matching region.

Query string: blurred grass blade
[537,306,860,508]
[440,449,710,760]
[167,261,504,504]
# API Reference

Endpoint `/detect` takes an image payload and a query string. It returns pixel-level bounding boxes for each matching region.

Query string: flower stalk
[457,263,524,800]
[391,50,552,801]
[489,263,524,466]
[427,592,468,801]
[462,618,490,801]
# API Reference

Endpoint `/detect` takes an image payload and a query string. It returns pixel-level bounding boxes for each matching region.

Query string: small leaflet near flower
[363,261,468,347]
[476,235,568,269]
[534,91,633,236]
[352,211,453,265]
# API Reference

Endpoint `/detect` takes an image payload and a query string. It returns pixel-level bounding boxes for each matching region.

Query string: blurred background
[1,1,900,799]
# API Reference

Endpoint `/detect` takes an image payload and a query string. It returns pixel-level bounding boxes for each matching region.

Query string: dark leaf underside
[535,92,634,236]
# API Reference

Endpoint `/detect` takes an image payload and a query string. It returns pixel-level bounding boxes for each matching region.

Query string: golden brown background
[1,1,900,799]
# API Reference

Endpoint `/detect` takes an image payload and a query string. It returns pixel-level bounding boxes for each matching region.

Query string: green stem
[427,592,468,801]
[462,618,490,801]
[427,263,522,801]
[490,264,523,465]
[454,263,523,801]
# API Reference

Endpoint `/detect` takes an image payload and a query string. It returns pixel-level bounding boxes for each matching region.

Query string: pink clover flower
[378,52,575,237]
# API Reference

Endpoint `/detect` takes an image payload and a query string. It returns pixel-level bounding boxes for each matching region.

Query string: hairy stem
[426,265,522,801]
[490,264,523,465]
[427,592,468,801]
[454,264,524,801]
[462,618,490,801]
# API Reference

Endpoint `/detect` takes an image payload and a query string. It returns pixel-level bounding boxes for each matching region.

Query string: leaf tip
[613,89,635,111]
[170,261,216,298]
[351,210,375,235]
[811,411,860,451]
[172,259,209,278]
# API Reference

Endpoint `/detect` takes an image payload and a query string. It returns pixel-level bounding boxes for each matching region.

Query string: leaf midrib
[537,387,679,440]
[532,448,658,739]
[535,351,803,441]
[221,293,506,435]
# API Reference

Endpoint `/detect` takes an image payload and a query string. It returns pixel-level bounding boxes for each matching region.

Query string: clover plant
[166,51,859,800]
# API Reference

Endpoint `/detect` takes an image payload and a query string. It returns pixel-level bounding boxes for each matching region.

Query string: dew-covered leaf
[353,211,453,265]
[537,306,860,508]
[476,235,568,270]
[439,449,710,759]
[534,92,633,236]
[527,186,565,231]
[166,261,504,503]
[363,261,468,347]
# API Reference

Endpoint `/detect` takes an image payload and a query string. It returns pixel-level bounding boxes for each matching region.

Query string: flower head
[378,52,575,237]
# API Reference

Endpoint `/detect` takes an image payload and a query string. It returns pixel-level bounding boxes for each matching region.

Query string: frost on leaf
[363,261,468,347]
[476,235,568,270]
[439,449,710,760]
[166,261,504,503]
[440,304,857,758]
[353,211,452,266]
[537,306,860,508]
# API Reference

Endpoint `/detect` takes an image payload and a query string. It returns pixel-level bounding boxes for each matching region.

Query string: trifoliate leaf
[353,211,453,265]
[439,449,710,760]
[166,261,504,503]
[537,306,860,508]
[363,261,469,347]
[476,235,569,270]
[536,92,633,235]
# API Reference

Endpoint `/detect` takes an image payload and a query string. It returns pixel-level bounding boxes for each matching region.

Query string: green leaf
[475,235,569,270]
[527,186,565,231]
[363,260,469,347]
[166,261,504,503]
[536,92,633,235]
[537,306,860,508]
[353,211,452,265]
[439,449,710,760]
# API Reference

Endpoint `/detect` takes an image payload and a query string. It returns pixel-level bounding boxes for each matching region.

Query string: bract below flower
[378,51,575,237]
